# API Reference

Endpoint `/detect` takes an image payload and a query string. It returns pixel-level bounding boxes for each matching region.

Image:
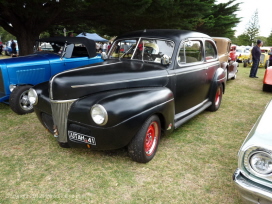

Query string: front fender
[68,87,175,131]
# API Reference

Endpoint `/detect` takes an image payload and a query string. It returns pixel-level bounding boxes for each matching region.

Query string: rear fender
[209,67,226,100]
[264,67,272,85]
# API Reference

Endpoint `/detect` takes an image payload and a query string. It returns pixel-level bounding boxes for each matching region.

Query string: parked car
[213,37,238,80]
[30,29,226,163]
[237,48,251,63]
[229,44,238,62]
[0,37,103,114]
[244,47,272,68]
[263,66,272,92]
[3,40,19,56]
[233,99,272,204]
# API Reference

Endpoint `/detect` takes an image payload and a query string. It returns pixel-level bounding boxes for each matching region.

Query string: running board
[174,101,212,129]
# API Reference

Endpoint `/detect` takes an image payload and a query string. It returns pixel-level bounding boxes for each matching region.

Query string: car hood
[239,100,272,153]
[0,53,59,68]
[50,60,169,100]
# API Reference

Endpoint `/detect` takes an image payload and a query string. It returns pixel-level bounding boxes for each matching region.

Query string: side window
[178,41,202,64]
[205,41,217,61]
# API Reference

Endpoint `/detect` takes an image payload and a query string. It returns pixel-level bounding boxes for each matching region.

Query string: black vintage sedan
[30,29,226,163]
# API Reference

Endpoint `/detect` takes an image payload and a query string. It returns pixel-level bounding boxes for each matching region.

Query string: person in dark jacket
[249,40,263,78]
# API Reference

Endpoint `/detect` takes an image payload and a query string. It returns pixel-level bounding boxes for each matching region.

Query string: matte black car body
[32,29,226,163]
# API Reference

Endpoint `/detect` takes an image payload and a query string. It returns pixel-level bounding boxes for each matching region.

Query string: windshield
[35,41,64,55]
[109,38,174,64]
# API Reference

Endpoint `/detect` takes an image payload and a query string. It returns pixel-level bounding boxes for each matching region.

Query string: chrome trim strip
[71,75,168,88]
[49,62,122,99]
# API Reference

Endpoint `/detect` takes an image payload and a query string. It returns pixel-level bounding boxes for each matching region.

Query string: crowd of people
[95,42,112,53]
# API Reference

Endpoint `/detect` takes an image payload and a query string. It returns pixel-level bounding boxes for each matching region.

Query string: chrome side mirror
[161,54,170,65]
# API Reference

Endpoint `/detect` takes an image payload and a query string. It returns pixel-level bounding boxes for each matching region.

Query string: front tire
[9,85,34,115]
[208,84,223,112]
[128,115,161,163]
[243,60,248,67]
[265,60,269,69]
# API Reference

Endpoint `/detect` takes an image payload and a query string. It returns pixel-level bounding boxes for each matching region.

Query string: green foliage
[196,0,241,38]
[0,27,15,42]
[266,31,272,46]
[232,33,251,46]
[0,0,242,55]
[245,10,260,45]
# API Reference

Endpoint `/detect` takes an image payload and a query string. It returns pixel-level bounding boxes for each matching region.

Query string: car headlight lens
[249,151,272,175]
[28,88,38,105]
[9,84,16,92]
[91,104,108,125]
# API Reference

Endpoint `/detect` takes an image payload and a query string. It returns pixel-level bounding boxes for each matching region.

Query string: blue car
[0,37,103,114]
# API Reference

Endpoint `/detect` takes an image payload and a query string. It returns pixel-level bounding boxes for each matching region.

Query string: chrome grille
[51,99,76,143]
[260,54,265,63]
[0,68,4,93]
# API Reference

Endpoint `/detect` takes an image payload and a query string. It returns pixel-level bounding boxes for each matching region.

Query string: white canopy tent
[76,33,108,42]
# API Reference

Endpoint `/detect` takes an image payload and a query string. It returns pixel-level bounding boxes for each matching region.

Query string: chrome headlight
[28,88,38,105]
[249,151,272,175]
[244,147,272,176]
[9,84,16,92]
[91,104,108,125]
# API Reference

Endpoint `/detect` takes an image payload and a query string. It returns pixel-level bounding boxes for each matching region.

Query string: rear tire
[265,60,269,69]
[208,84,223,112]
[263,84,272,92]
[128,115,161,163]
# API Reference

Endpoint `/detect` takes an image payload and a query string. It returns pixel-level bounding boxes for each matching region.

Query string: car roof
[37,37,97,58]
[115,29,211,43]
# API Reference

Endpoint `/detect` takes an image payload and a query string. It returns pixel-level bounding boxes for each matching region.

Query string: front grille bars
[51,99,76,143]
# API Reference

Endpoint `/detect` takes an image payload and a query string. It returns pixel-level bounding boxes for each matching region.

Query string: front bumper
[233,169,272,204]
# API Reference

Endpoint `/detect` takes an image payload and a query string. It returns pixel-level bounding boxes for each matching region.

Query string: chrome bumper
[233,169,272,204]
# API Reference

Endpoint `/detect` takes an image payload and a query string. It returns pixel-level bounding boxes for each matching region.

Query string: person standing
[249,40,263,78]
[11,40,17,56]
[0,42,3,55]
[102,43,107,52]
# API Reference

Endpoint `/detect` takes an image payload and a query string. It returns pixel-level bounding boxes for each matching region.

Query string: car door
[204,39,220,87]
[172,39,209,114]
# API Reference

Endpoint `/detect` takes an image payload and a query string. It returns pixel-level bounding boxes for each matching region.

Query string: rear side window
[178,41,202,64]
[205,41,217,61]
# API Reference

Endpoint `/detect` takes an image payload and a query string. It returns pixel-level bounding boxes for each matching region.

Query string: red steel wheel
[144,121,159,156]
[128,115,161,163]
[208,84,223,112]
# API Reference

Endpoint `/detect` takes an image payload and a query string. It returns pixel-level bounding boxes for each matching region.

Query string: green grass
[0,65,271,204]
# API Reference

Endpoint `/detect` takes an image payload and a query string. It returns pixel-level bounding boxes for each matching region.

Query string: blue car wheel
[9,85,33,115]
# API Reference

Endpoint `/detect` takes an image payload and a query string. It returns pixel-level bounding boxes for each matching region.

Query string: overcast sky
[215,0,272,37]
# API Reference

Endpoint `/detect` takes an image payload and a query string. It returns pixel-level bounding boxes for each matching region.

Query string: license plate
[68,131,96,145]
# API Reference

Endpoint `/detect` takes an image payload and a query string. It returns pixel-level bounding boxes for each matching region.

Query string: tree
[0,26,15,43]
[0,0,92,55]
[233,33,251,46]
[196,0,241,38]
[245,10,260,46]
[0,0,242,56]
[267,30,272,45]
